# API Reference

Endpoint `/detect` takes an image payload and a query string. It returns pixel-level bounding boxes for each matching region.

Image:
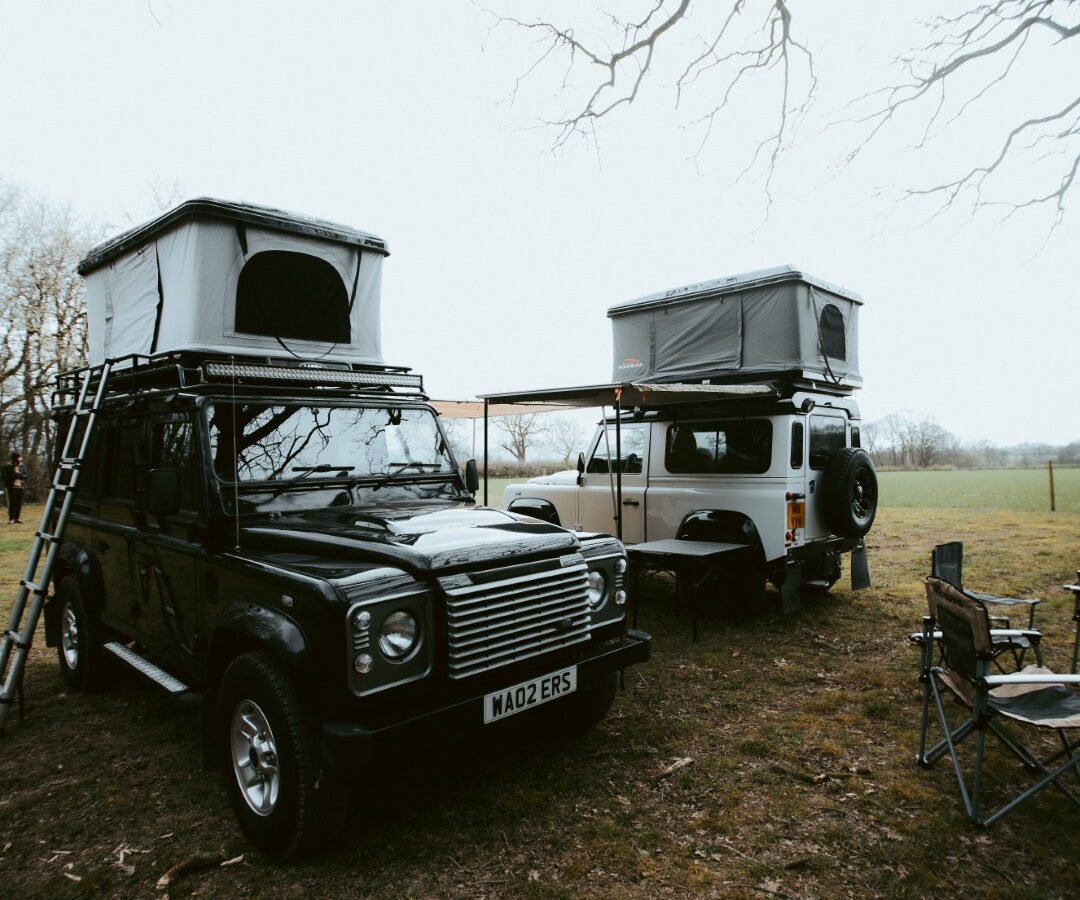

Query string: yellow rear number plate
[787,501,805,530]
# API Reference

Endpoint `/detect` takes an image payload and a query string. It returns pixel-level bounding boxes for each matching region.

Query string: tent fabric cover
[81,199,386,366]
[608,266,862,387]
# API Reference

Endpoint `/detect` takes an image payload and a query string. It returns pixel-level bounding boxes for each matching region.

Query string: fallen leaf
[63,873,81,883]
[220,854,245,867]
[657,757,694,779]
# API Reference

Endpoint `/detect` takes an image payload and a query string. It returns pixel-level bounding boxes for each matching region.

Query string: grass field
[1,497,1078,897]
[486,467,1079,513]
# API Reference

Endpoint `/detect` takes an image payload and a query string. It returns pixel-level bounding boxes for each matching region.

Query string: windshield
[207,402,457,484]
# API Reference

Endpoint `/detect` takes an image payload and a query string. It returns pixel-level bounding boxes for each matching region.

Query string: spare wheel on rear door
[821,448,878,538]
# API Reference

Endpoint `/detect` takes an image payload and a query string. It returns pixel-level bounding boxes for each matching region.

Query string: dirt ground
[1,506,1079,898]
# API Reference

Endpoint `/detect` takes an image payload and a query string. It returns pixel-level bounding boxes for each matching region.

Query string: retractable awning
[448,381,776,539]
[432,381,773,419]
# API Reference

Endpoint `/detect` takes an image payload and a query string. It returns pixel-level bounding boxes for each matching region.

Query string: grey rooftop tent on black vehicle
[79,198,389,367]
[608,265,862,388]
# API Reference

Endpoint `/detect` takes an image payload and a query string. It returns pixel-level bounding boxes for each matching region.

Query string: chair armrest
[984,673,1080,686]
[967,591,1041,608]
[910,629,1040,641]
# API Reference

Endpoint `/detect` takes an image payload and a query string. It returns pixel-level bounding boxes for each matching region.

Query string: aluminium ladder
[0,362,112,732]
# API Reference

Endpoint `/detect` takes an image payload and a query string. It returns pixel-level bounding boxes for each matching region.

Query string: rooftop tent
[78,198,390,366]
[608,266,863,389]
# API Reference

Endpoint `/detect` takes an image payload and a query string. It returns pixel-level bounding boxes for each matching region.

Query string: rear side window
[235,251,350,343]
[666,420,772,474]
[809,416,845,470]
[790,421,804,469]
[104,421,144,501]
[150,418,202,513]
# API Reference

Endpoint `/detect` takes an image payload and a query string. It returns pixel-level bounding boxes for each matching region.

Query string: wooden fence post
[1048,459,1056,512]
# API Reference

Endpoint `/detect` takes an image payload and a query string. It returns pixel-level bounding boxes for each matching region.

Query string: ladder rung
[19,580,44,595]
[50,484,74,494]
[4,630,30,650]
[35,531,60,545]
[59,458,81,468]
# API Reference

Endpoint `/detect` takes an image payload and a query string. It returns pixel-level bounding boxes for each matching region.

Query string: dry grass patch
[0,506,1078,897]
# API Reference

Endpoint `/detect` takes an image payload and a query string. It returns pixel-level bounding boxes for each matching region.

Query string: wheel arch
[675,509,766,562]
[45,542,103,647]
[507,497,562,526]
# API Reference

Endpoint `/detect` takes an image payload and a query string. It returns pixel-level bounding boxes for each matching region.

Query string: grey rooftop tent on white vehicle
[608,265,861,388]
[78,198,389,367]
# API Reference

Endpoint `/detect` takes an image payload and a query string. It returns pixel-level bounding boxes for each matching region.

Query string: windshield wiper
[270,463,355,497]
[368,461,445,490]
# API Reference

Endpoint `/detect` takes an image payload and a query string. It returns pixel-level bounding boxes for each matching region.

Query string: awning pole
[483,399,489,507]
[615,389,623,542]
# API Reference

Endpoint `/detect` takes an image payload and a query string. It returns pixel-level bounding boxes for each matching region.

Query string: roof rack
[53,351,426,406]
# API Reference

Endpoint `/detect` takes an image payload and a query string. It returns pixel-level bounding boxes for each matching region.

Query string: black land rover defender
[43,354,650,858]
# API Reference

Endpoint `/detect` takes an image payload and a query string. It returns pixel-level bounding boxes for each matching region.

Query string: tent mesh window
[235,251,351,343]
[818,304,846,360]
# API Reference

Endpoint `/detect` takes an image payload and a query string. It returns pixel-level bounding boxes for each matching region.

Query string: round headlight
[378,610,419,660]
[586,570,607,608]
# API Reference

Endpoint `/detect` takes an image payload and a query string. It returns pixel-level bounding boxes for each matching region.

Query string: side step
[104,642,189,694]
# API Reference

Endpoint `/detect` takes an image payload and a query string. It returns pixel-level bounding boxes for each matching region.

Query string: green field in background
[877,467,1077,512]
[483,468,1078,514]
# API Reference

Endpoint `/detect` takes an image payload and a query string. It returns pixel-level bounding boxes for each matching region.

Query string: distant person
[2,451,26,524]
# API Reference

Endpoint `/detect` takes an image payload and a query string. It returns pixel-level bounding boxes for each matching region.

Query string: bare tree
[547,415,587,465]
[495,414,551,465]
[843,1,1080,226]
[492,1,1080,225]
[0,185,96,496]
[490,0,814,210]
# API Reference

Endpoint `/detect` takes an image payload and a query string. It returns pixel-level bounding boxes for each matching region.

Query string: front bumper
[321,629,651,766]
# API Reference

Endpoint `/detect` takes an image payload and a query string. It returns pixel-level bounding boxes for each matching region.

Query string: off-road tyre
[557,670,618,737]
[821,448,878,538]
[56,577,111,692]
[218,652,349,860]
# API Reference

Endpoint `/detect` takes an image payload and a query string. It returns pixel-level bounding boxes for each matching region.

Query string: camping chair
[916,577,1080,827]
[932,541,1042,628]
[929,541,1043,670]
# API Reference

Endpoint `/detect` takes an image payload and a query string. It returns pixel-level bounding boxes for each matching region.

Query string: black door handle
[622,499,640,507]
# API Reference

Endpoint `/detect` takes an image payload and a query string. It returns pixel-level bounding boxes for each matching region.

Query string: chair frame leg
[922,673,1080,825]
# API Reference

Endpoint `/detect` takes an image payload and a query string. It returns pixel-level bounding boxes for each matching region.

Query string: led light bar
[203,362,423,390]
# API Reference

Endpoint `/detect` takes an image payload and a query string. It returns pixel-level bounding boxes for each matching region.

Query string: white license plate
[483,666,577,724]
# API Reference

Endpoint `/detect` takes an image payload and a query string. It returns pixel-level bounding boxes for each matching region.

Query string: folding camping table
[628,539,749,641]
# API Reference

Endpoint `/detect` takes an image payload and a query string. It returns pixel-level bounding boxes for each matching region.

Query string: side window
[150,417,201,513]
[104,421,144,502]
[790,421,804,469]
[665,420,772,474]
[850,426,861,449]
[809,416,846,470]
[586,425,646,474]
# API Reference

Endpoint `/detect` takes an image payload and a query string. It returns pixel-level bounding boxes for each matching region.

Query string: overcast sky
[2,1,1077,446]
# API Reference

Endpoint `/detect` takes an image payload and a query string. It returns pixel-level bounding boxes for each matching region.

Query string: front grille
[439,555,591,679]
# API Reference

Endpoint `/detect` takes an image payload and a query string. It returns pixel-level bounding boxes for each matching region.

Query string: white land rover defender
[501,266,877,608]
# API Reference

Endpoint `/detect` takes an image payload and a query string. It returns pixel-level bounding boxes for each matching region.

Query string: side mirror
[464,459,480,494]
[147,468,181,517]
[576,452,585,487]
